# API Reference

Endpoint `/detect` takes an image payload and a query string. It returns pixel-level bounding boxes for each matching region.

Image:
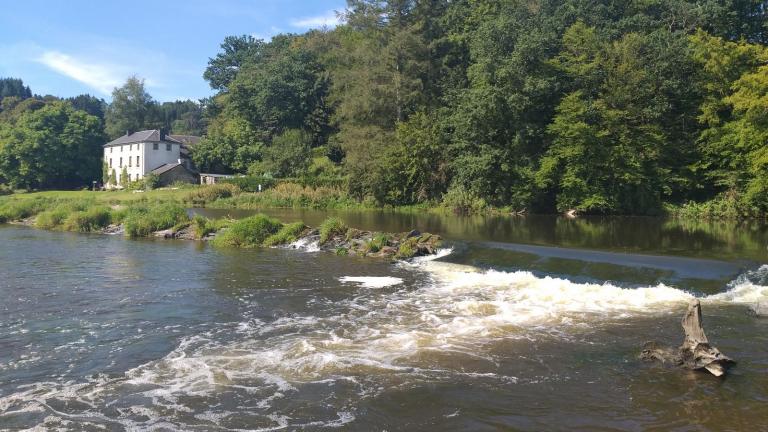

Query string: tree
[105,76,159,138]
[252,129,312,177]
[204,35,265,92]
[67,94,106,122]
[0,78,32,101]
[0,101,105,189]
[120,166,129,187]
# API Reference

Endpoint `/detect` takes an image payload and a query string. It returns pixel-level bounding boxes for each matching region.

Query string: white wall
[104,141,181,186]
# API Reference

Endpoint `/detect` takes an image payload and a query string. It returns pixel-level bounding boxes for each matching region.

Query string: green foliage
[185,183,241,205]
[211,214,282,247]
[120,166,129,187]
[318,217,347,244]
[440,185,488,214]
[220,175,276,192]
[252,129,312,177]
[0,198,50,221]
[396,237,418,259]
[105,76,157,139]
[142,173,160,190]
[365,233,390,253]
[263,221,306,246]
[62,206,112,232]
[191,214,231,239]
[122,203,189,238]
[0,101,105,190]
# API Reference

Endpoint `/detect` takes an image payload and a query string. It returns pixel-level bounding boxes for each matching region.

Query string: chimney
[159,128,166,141]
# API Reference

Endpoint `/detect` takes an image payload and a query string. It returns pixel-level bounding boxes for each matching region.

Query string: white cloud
[290,11,342,28]
[35,51,124,95]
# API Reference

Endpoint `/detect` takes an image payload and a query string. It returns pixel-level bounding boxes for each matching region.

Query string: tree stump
[641,299,734,376]
[678,299,734,376]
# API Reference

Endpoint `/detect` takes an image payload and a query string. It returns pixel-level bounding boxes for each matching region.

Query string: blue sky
[0,0,347,102]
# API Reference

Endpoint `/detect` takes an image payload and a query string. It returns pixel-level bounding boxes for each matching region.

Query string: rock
[102,224,124,235]
[406,229,421,239]
[154,229,175,238]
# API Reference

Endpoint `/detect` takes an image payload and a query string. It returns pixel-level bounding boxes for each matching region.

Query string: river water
[1,211,767,431]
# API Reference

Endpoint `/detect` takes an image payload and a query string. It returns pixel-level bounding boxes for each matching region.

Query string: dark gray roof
[150,163,183,176]
[104,130,184,147]
[169,135,201,146]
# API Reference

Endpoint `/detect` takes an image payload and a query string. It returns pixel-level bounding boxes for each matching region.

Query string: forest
[1,0,767,216]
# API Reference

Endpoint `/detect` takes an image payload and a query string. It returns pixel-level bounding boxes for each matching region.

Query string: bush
[264,221,306,246]
[440,185,488,214]
[123,203,189,238]
[191,214,231,239]
[211,214,282,247]
[319,217,347,244]
[365,233,390,253]
[186,184,241,205]
[396,237,418,259]
[35,207,71,229]
[0,184,12,196]
[143,173,160,190]
[62,206,112,232]
[0,198,51,222]
[220,176,276,192]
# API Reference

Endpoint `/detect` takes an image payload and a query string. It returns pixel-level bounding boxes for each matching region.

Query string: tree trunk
[678,299,734,376]
[641,299,734,376]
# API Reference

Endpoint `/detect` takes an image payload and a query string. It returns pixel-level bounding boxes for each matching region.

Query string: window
[110,147,113,153]
[129,144,132,151]
[119,157,122,167]
[136,156,140,167]
[127,173,131,182]
[109,158,112,168]
[129,157,132,167]
[153,143,159,150]
[166,143,171,151]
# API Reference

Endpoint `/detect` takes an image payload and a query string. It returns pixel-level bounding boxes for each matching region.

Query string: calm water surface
[1,211,767,431]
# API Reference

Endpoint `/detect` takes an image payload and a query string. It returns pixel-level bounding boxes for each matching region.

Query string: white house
[103,130,197,187]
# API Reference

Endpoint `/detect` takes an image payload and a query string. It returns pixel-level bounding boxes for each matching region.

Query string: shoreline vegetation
[1,182,766,221]
[0,184,443,260]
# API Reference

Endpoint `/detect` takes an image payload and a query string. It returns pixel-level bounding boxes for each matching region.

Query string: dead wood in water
[641,299,734,377]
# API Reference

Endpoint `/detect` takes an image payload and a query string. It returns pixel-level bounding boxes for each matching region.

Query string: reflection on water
[193,208,768,262]
[1,220,767,431]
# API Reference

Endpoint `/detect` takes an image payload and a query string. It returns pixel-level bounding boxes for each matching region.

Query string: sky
[0,0,347,102]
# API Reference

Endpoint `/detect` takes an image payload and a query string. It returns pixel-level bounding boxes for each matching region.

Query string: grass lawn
[0,187,193,204]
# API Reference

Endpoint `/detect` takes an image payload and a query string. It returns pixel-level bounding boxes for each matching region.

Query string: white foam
[288,237,320,252]
[339,276,404,289]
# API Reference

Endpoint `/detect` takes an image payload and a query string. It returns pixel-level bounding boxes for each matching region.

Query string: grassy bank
[0,194,440,258]
[4,183,762,220]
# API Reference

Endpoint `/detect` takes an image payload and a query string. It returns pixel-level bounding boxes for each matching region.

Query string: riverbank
[2,184,766,220]
[0,194,442,260]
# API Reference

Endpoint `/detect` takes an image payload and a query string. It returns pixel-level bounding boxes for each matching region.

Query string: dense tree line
[0,77,206,189]
[193,0,768,215]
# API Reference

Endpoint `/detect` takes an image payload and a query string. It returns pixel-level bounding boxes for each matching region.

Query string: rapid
[1,213,767,431]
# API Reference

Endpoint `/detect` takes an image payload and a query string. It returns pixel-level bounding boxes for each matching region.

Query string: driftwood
[641,299,734,376]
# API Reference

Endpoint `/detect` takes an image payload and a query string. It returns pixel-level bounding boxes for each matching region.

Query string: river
[1,211,767,431]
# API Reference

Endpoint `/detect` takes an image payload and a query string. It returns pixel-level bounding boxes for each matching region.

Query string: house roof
[104,130,184,147]
[169,135,201,146]
[150,163,184,176]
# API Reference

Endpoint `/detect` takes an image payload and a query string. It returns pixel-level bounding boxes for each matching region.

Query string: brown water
[1,211,767,431]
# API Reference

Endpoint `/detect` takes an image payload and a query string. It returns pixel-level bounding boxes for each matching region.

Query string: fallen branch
[641,299,735,376]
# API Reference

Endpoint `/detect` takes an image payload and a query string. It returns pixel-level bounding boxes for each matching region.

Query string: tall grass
[210,183,361,210]
[191,214,231,239]
[211,214,283,248]
[122,203,189,238]
[319,217,348,244]
[263,222,307,246]
[185,184,241,206]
